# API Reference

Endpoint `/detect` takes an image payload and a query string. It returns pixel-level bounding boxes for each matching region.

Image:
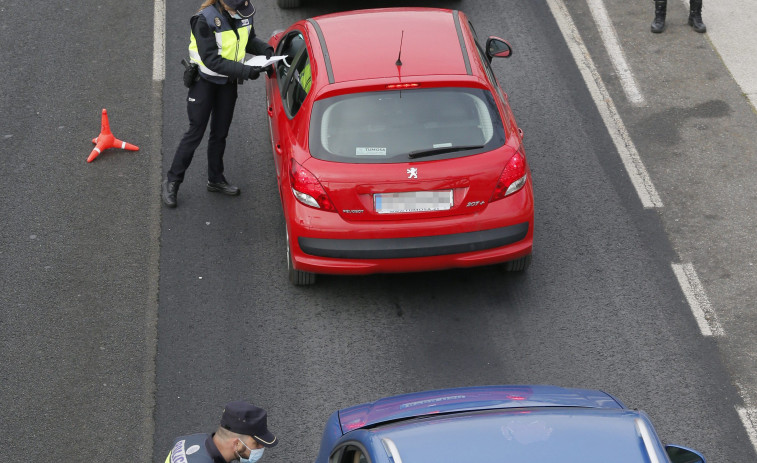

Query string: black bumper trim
[298,222,529,259]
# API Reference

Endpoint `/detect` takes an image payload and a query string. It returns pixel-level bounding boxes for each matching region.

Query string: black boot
[207,180,240,196]
[162,179,180,208]
[651,0,666,33]
[688,0,707,33]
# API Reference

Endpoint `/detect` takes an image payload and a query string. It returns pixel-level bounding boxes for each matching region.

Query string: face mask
[231,12,242,19]
[237,440,265,463]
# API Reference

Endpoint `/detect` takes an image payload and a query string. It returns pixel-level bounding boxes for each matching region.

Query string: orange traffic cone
[87,108,139,162]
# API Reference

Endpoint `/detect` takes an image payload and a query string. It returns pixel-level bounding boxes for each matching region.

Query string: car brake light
[344,420,366,431]
[386,83,420,89]
[490,147,528,202]
[290,160,336,211]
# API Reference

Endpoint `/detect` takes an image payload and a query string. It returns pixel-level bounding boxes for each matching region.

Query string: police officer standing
[164,401,278,462]
[162,0,274,208]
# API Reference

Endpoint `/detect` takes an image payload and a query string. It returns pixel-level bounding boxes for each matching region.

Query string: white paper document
[244,55,287,68]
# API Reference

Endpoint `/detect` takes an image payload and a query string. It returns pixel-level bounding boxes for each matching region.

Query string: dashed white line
[586,0,645,106]
[736,406,757,455]
[546,0,663,208]
[153,0,166,82]
[671,263,723,337]
[735,382,757,456]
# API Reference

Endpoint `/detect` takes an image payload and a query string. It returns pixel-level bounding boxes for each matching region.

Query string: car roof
[369,407,666,463]
[309,8,472,83]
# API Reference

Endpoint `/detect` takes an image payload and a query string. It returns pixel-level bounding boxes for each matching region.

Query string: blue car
[315,385,705,463]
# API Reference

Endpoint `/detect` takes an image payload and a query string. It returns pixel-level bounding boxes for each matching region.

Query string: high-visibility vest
[299,60,312,93]
[188,5,251,84]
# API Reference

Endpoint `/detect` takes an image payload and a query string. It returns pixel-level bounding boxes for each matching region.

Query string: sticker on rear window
[356,147,387,156]
[433,143,453,148]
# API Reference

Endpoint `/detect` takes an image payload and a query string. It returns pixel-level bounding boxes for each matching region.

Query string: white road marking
[153,0,166,82]
[671,263,723,337]
[735,382,757,455]
[736,407,757,455]
[546,0,663,208]
[586,0,645,105]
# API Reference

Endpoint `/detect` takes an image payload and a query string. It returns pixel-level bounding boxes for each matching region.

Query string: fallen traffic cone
[87,108,139,163]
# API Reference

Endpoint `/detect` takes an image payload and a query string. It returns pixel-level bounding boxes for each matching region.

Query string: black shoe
[162,179,179,208]
[207,180,240,196]
[688,13,706,32]
[688,0,706,32]
[651,0,666,33]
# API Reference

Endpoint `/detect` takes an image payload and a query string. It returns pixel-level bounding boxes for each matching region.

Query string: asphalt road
[1,0,755,461]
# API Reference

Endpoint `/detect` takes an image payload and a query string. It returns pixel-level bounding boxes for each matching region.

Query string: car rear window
[309,88,506,163]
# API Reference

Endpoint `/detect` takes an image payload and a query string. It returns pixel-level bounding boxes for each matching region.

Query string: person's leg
[167,79,217,183]
[689,0,707,33]
[651,0,667,33]
[206,82,239,186]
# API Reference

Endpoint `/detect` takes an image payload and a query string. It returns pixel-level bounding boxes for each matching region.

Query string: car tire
[287,227,316,285]
[502,254,532,272]
[277,0,301,8]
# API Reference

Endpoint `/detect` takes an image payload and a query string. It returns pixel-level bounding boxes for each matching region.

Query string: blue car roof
[338,385,622,432]
[371,407,667,463]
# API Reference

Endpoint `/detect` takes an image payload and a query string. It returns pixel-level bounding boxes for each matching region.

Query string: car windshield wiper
[408,145,485,159]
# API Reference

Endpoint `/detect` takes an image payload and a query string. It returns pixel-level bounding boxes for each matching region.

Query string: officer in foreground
[162,0,273,208]
[164,401,277,462]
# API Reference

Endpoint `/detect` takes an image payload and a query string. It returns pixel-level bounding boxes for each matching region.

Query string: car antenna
[396,30,404,67]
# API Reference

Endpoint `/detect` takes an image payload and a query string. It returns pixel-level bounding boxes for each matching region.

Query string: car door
[268,29,310,183]
[466,20,519,138]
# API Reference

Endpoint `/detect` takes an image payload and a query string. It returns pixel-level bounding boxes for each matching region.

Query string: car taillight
[490,147,528,202]
[290,160,336,211]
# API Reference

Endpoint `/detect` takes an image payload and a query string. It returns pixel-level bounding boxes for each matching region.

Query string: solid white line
[586,0,645,106]
[736,406,757,455]
[153,0,166,82]
[546,0,663,208]
[671,263,723,337]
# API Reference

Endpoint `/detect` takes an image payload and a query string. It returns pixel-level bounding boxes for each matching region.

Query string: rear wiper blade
[408,145,485,159]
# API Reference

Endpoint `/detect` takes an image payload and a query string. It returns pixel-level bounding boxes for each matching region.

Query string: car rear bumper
[299,222,528,259]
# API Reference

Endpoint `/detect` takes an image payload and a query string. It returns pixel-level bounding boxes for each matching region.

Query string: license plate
[374,190,453,214]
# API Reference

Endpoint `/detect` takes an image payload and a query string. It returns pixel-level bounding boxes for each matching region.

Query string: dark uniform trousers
[168,77,239,184]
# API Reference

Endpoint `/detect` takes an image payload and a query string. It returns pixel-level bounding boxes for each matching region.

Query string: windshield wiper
[408,145,485,159]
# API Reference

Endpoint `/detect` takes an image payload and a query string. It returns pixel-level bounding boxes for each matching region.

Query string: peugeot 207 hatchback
[314,385,707,463]
[265,8,534,285]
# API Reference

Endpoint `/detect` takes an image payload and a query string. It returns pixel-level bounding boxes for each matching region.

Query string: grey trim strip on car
[307,18,335,84]
[298,222,528,259]
[453,11,472,76]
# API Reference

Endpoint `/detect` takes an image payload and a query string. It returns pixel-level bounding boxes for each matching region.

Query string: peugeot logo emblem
[407,168,418,179]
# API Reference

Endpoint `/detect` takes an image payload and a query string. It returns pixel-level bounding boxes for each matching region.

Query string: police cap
[220,401,278,447]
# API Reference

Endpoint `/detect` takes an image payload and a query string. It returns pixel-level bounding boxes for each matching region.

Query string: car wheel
[502,254,532,272]
[286,226,316,285]
[277,0,301,8]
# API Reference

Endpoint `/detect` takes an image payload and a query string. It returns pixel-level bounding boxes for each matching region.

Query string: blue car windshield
[375,409,667,463]
[308,88,506,163]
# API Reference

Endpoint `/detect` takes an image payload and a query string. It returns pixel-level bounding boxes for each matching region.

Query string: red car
[265,8,533,285]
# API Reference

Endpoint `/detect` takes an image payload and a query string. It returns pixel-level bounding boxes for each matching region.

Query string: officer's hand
[248,66,260,80]
[265,48,274,60]
[263,64,274,78]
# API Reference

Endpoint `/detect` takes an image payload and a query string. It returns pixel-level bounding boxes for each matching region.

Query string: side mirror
[270,29,285,45]
[665,445,705,463]
[485,36,512,62]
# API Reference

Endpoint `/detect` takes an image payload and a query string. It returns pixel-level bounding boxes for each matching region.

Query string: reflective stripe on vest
[188,6,251,83]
